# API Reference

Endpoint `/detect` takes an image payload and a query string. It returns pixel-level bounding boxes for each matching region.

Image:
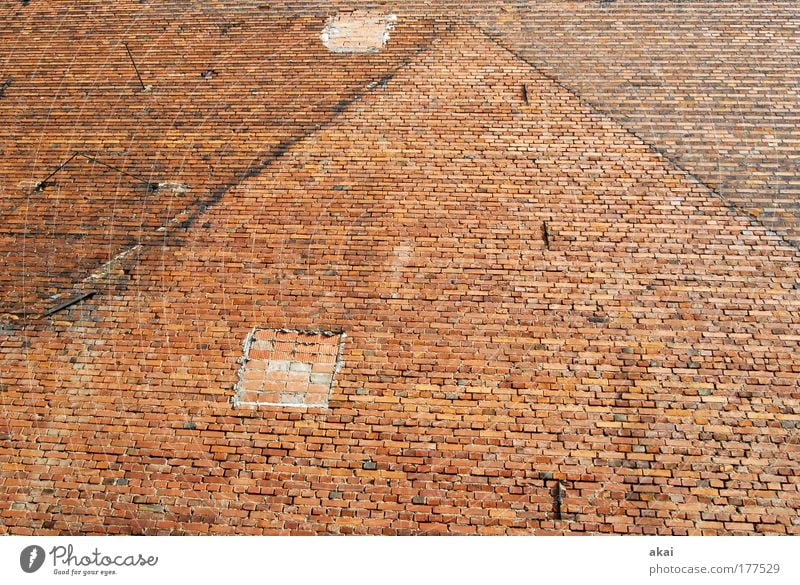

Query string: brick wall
[3,1,799,315]
[0,1,436,317]
[2,19,798,535]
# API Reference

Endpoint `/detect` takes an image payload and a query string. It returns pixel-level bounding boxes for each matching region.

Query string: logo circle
[20,545,46,573]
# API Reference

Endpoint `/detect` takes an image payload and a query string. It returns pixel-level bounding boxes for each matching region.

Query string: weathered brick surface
[1,2,799,536]
[4,1,800,308]
[0,2,435,317]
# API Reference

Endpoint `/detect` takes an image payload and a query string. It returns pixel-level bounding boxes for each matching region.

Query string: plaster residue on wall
[321,11,397,53]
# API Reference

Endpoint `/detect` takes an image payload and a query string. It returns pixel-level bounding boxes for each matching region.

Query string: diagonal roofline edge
[15,19,800,331]
[7,23,452,329]
[476,24,800,258]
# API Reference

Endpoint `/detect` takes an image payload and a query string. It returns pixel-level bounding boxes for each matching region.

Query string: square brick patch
[233,329,345,408]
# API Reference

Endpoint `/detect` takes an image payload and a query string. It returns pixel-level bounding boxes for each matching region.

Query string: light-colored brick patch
[233,329,345,408]
[321,11,397,53]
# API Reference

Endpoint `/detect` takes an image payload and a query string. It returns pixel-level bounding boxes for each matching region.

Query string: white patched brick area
[321,11,397,53]
[233,329,345,408]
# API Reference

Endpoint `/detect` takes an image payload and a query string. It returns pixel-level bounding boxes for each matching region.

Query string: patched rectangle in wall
[321,12,397,53]
[233,328,345,408]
